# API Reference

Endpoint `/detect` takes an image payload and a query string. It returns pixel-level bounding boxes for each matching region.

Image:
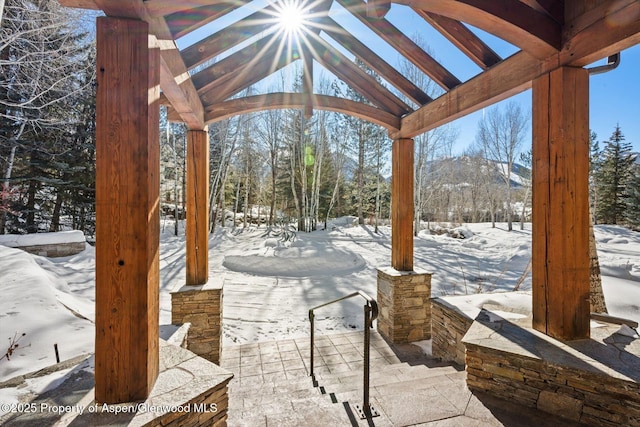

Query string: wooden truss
[58,0,640,403]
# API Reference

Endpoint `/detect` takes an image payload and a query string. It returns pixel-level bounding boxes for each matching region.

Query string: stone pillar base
[171,277,223,364]
[377,267,432,343]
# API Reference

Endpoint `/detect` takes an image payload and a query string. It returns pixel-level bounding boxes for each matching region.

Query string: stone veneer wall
[431,298,473,366]
[465,342,640,426]
[12,242,87,257]
[0,230,86,258]
[172,279,223,364]
[377,267,431,343]
[146,381,229,427]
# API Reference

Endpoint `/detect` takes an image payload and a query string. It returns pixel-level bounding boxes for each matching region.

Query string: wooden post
[95,18,160,403]
[186,130,210,285]
[391,138,414,271]
[532,66,590,341]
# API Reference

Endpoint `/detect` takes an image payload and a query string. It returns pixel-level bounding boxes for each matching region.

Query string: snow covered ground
[1,219,640,388]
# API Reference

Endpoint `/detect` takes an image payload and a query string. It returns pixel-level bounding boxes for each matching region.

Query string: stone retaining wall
[377,267,431,343]
[172,278,223,364]
[0,230,87,257]
[12,242,86,257]
[431,298,472,366]
[464,309,640,427]
[466,344,640,426]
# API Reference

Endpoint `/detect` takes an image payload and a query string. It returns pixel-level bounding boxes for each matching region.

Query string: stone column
[377,267,432,343]
[171,277,224,364]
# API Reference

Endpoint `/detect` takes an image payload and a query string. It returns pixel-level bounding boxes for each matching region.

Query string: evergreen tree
[0,0,94,234]
[589,131,601,223]
[626,163,640,230]
[594,125,635,224]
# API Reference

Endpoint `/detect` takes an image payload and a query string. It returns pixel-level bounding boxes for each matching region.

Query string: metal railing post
[307,291,379,419]
[363,301,372,417]
[309,310,315,379]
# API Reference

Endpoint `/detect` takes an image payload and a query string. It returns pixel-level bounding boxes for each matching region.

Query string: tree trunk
[50,188,64,232]
[25,178,38,233]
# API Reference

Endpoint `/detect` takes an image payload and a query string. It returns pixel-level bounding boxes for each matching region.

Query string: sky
[176,1,640,154]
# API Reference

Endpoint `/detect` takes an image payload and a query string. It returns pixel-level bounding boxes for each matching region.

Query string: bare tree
[1,0,93,233]
[477,101,529,231]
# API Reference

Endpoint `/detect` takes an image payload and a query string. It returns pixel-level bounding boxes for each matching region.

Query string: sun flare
[276,0,307,35]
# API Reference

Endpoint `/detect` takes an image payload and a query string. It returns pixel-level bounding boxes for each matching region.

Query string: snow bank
[0,246,94,381]
[0,230,85,247]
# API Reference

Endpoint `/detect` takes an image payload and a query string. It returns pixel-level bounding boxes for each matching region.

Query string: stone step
[313,363,462,396]
[228,362,465,426]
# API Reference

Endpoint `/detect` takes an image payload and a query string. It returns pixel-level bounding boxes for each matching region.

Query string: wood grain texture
[202,93,400,131]
[320,16,432,106]
[186,130,210,286]
[338,0,461,90]
[391,138,414,272]
[532,67,590,341]
[95,17,159,403]
[396,0,560,58]
[413,10,501,69]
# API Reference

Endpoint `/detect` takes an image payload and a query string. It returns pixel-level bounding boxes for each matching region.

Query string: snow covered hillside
[1,219,640,383]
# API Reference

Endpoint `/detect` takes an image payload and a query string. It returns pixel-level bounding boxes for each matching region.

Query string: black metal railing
[308,291,379,419]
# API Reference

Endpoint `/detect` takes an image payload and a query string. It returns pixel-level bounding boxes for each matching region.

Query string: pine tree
[589,131,601,223]
[594,125,636,224]
[0,0,94,234]
[625,163,640,230]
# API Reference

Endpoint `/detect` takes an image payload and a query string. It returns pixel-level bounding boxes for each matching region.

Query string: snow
[0,230,85,247]
[2,220,640,403]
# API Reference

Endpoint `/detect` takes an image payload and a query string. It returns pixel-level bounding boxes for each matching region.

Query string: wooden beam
[532,66,590,341]
[561,0,640,67]
[180,5,280,70]
[394,51,536,139]
[192,35,286,93]
[391,138,414,271]
[321,17,432,106]
[412,10,501,69]
[396,0,640,139]
[302,46,314,119]
[338,0,462,90]
[519,0,564,23]
[186,130,210,286]
[164,1,250,39]
[307,36,412,116]
[58,0,206,130]
[95,17,159,403]
[158,40,206,130]
[202,93,401,131]
[197,36,300,105]
[396,0,561,58]
[366,0,390,19]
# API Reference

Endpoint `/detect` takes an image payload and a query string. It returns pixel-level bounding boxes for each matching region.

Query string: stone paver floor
[220,330,586,426]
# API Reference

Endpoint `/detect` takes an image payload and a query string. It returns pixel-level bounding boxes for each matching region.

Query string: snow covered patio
[3,222,640,425]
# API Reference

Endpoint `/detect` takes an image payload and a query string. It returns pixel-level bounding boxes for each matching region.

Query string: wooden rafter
[320,16,432,106]
[412,11,501,70]
[337,0,462,91]
[59,0,206,130]
[518,0,564,23]
[203,93,401,130]
[306,36,413,116]
[192,35,285,93]
[181,5,280,70]
[395,0,640,139]
[396,0,561,58]
[195,36,299,104]
[164,1,250,39]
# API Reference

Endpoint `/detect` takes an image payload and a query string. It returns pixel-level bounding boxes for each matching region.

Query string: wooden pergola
[59,0,640,404]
